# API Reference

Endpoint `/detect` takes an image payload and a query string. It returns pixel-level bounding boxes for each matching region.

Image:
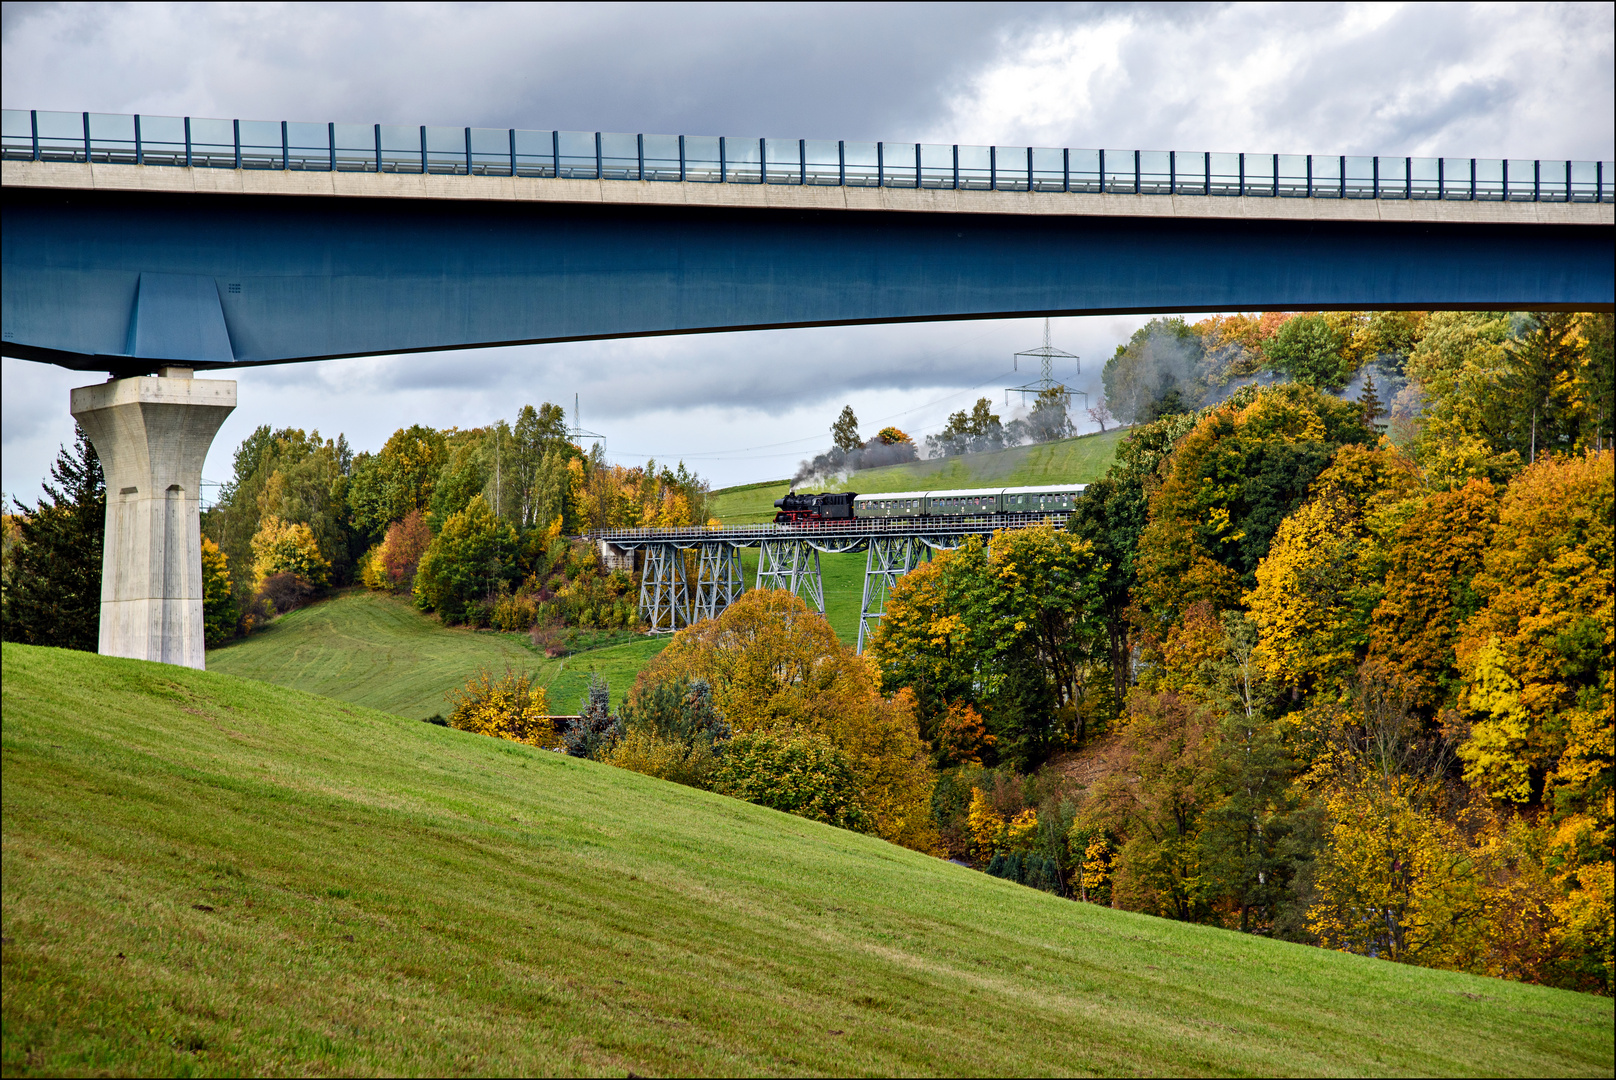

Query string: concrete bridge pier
[70,371,236,669]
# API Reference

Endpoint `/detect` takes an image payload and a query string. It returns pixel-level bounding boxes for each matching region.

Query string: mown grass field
[709,428,1129,524]
[4,643,1610,1077]
[207,590,666,718]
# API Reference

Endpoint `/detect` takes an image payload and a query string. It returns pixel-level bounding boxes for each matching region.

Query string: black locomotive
[773,490,857,524]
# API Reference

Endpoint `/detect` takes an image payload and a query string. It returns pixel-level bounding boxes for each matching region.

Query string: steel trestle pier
[597,514,1069,650]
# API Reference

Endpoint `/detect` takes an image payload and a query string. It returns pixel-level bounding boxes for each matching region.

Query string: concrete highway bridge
[3,107,1612,668]
[596,514,1074,652]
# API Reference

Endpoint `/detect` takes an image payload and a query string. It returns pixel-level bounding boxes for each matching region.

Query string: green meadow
[207,590,667,718]
[4,644,1611,1076]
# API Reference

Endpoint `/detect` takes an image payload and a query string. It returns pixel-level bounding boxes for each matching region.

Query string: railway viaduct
[3,111,1612,665]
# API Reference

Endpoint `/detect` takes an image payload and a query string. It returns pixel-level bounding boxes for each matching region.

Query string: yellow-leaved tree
[248,514,330,588]
[1451,449,1613,993]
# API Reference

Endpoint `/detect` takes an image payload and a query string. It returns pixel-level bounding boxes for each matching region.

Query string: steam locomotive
[773,484,1087,524]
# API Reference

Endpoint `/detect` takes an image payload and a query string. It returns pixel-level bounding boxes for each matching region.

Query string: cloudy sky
[4,1,1613,499]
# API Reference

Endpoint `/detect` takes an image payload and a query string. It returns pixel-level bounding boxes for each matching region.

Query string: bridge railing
[5,109,1611,203]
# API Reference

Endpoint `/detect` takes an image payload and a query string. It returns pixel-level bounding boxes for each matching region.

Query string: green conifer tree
[1,427,105,650]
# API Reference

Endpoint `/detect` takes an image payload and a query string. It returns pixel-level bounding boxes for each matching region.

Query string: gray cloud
[3,2,1612,499]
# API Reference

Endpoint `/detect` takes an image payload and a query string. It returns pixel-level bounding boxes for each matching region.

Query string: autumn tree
[928,397,1006,457]
[1265,314,1350,390]
[412,495,519,623]
[206,425,355,606]
[1454,449,1613,823]
[1245,444,1421,695]
[1101,317,1206,423]
[1369,478,1500,710]
[1132,384,1372,663]
[347,424,447,543]
[200,536,238,646]
[1067,411,1200,708]
[249,515,330,589]
[643,588,937,851]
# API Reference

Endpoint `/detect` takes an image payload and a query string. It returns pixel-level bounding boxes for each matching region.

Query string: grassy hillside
[4,645,1612,1077]
[710,428,1128,524]
[207,590,666,718]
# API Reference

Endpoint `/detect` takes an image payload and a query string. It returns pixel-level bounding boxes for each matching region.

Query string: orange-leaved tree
[1369,477,1501,711]
[641,588,937,852]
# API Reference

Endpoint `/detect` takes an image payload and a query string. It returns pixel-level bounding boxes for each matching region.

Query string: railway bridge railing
[593,514,1073,652]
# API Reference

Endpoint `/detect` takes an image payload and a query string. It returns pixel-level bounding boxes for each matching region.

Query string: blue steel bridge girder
[2,177,1611,374]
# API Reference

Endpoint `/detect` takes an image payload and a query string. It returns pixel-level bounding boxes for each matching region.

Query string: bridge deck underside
[4,183,1610,373]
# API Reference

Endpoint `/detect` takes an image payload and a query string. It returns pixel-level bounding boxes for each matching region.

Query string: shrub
[254,572,315,615]
[712,728,874,833]
[603,677,732,788]
[491,592,538,632]
[985,852,1066,895]
[446,666,553,747]
[562,673,620,758]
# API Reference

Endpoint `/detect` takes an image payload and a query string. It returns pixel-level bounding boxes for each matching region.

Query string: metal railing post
[1098,148,1104,192]
[990,145,997,189]
[1404,156,1411,199]
[799,138,806,185]
[1169,149,1175,194]
[465,127,473,174]
[30,109,38,161]
[234,119,242,169]
[82,111,90,163]
[329,122,336,171]
[1238,152,1245,196]
[952,143,959,189]
[1027,145,1034,191]
[916,142,922,188]
[1063,146,1070,191]
[1372,155,1378,198]
[1502,158,1509,200]
[373,123,380,172]
[186,117,193,167]
[134,114,143,165]
[1534,159,1540,201]
[838,140,845,185]
[678,134,686,181]
[1134,149,1141,194]
[1437,156,1444,199]
[551,129,559,177]
[877,140,884,187]
[595,131,602,178]
[282,120,289,170]
[1306,153,1312,196]
[719,135,726,182]
[637,133,644,180]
